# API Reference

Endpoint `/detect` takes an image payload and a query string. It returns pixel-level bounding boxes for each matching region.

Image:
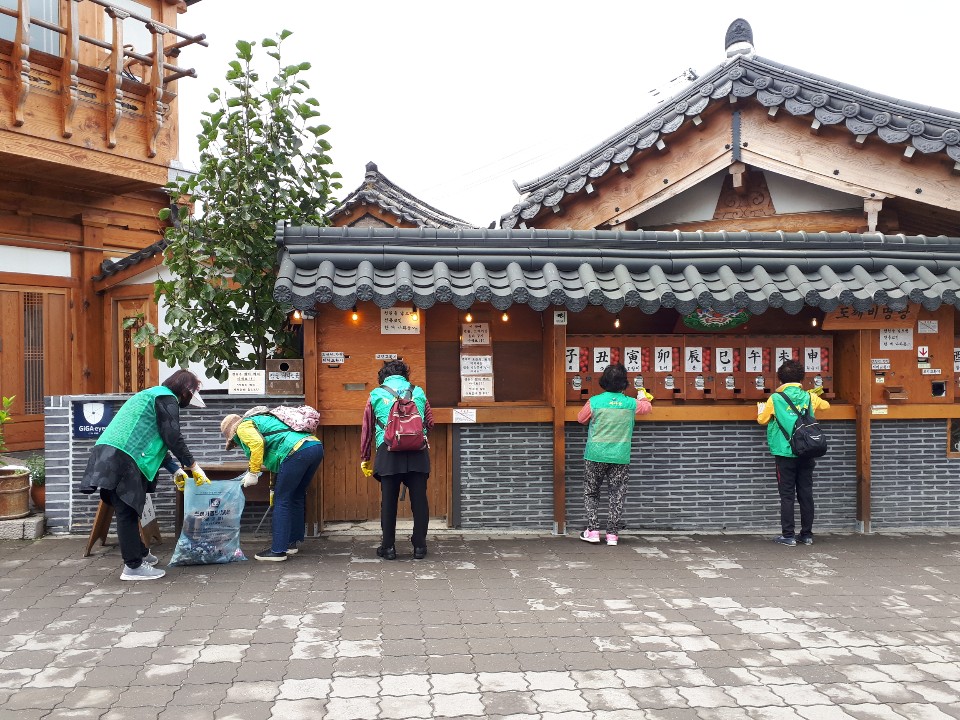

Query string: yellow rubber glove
[810,385,825,397]
[639,387,654,401]
[172,468,188,492]
[190,463,210,486]
[360,460,373,477]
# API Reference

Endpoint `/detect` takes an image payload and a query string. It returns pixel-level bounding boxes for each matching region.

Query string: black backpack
[773,391,828,459]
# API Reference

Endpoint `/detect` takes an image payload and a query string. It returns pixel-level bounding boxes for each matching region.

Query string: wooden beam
[740,106,960,212]
[729,161,747,195]
[92,252,164,294]
[104,6,129,149]
[864,198,883,233]
[60,0,81,138]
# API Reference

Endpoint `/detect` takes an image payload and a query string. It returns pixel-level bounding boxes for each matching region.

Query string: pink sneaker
[606,533,618,546]
[579,529,600,543]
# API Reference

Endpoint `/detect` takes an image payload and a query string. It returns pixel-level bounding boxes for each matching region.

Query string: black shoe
[376,545,397,560]
[255,549,288,562]
[799,536,814,546]
[413,546,427,560]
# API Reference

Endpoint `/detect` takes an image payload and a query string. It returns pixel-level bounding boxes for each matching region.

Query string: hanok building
[274,20,960,534]
[0,0,205,450]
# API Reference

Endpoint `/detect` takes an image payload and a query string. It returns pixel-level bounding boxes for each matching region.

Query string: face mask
[188,390,206,408]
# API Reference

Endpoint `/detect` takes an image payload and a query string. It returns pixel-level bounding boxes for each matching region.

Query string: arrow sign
[918,346,929,358]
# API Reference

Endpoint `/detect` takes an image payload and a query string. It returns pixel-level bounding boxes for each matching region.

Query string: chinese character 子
[566,349,577,363]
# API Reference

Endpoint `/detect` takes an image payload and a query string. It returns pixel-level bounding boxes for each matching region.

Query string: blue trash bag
[169,476,247,566]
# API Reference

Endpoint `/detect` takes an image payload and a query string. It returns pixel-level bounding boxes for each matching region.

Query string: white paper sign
[804,346,822,373]
[654,347,673,373]
[140,494,156,525]
[461,375,494,398]
[879,328,913,350]
[565,347,580,373]
[872,358,891,370]
[228,370,266,395]
[954,348,960,372]
[375,353,398,360]
[320,352,345,364]
[918,320,938,334]
[745,346,763,373]
[461,323,490,345]
[774,347,795,367]
[594,347,612,373]
[553,311,568,325]
[715,347,734,373]
[685,346,703,373]
[452,408,477,423]
[380,307,421,334]
[460,354,493,375]
[623,347,643,373]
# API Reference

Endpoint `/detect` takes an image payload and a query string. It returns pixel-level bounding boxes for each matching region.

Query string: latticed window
[120,313,148,393]
[22,292,44,415]
[0,0,61,54]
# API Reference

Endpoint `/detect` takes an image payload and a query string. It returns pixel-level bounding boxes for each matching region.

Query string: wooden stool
[83,496,162,557]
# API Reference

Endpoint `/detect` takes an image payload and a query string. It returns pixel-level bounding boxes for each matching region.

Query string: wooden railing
[0,0,207,156]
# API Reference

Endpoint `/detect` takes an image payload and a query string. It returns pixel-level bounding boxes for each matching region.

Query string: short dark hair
[163,369,201,405]
[599,363,628,393]
[378,359,410,385]
[777,359,805,384]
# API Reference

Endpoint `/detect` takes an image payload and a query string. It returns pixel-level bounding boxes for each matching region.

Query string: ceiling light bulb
[293,310,302,321]
[614,315,621,329]
[501,312,509,322]
[812,318,818,327]
[351,306,358,321]
[465,312,473,323]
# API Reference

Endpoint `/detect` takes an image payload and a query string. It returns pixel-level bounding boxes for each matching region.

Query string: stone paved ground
[1,531,960,719]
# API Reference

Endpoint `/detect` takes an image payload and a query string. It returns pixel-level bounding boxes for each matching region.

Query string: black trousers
[775,456,815,539]
[380,472,429,549]
[100,488,148,568]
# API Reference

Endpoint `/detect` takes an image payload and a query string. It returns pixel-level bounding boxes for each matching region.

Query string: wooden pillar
[77,215,107,394]
[550,313,567,534]
[302,316,321,535]
[855,330,872,533]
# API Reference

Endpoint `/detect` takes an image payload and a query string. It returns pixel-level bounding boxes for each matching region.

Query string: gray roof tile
[274,226,960,317]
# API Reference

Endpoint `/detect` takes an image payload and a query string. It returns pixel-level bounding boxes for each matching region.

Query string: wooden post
[83,499,162,557]
[302,317,321,535]
[78,216,106,393]
[855,330,872,533]
[60,0,80,138]
[551,313,567,535]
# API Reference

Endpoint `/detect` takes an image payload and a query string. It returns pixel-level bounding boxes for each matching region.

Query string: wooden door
[115,298,153,392]
[0,286,71,449]
[319,424,450,524]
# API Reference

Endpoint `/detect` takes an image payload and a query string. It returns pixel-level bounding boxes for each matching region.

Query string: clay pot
[30,483,45,512]
[0,466,30,520]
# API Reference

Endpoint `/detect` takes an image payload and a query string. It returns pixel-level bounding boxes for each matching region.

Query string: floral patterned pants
[583,459,630,535]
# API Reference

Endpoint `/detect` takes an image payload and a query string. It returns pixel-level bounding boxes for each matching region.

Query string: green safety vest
[96,385,175,481]
[369,375,427,449]
[584,392,636,465]
[235,414,314,473]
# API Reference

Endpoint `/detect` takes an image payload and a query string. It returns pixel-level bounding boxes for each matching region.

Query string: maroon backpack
[378,385,427,452]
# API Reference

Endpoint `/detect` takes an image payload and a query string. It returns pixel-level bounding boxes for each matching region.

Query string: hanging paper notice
[380,307,421,334]
[452,408,477,423]
[654,347,673,373]
[320,352,345,364]
[624,347,643,373]
[461,375,494,398]
[879,328,913,350]
[460,354,493,375]
[593,347,611,373]
[774,347,795,368]
[954,348,960,372]
[715,347,734,373]
[685,346,703,373]
[565,347,580,373]
[804,346,821,373]
[745,346,763,373]
[228,370,266,395]
[461,323,490,345]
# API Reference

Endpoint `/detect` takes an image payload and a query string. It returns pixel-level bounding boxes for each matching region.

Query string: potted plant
[0,396,31,520]
[26,453,45,512]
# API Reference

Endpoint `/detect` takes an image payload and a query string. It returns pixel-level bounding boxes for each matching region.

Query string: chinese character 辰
[687,349,701,363]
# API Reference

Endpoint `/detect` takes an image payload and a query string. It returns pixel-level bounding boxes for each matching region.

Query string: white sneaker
[142,552,159,566]
[286,541,302,555]
[121,564,166,581]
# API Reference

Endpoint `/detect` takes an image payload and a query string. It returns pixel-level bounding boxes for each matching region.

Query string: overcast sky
[174,1,960,228]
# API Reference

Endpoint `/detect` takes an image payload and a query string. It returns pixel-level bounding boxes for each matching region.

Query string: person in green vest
[577,362,653,546]
[220,410,323,562]
[757,358,830,546]
[80,369,209,581]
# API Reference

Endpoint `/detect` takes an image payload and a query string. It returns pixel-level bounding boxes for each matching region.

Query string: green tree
[135,31,340,381]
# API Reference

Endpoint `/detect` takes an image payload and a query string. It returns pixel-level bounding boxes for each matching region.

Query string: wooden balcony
[0,0,206,193]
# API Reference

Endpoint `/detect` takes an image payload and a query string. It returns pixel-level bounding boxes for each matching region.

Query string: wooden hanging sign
[822,305,917,329]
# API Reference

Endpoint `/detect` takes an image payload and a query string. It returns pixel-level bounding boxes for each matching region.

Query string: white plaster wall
[764,171,861,213]
[0,245,71,276]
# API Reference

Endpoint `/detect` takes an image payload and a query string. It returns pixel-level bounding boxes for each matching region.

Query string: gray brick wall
[459,424,554,529]
[565,420,858,533]
[45,394,301,537]
[871,420,960,528]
